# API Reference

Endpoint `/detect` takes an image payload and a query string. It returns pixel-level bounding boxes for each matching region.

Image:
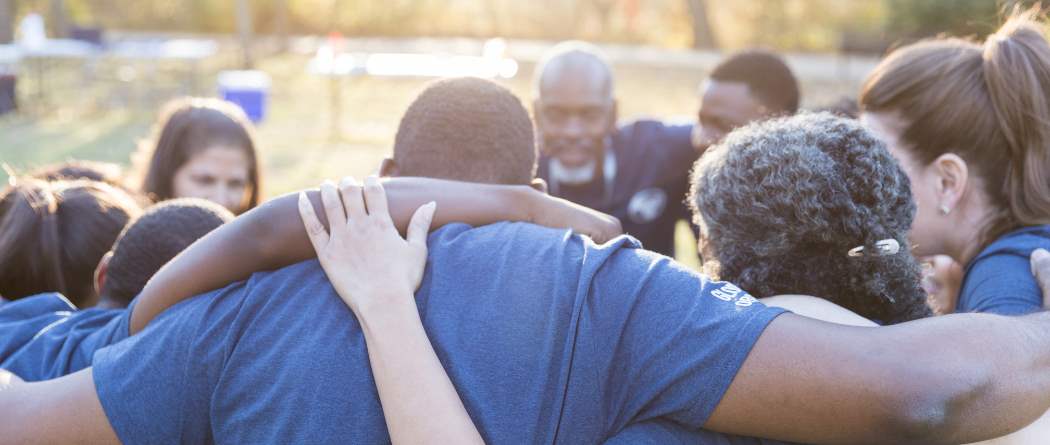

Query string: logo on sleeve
[710,283,757,307]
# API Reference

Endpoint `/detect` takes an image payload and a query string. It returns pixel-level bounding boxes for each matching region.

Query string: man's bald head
[533,42,618,170]
[534,41,614,100]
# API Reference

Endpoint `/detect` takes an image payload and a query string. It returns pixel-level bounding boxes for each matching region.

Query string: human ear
[379,158,399,177]
[931,153,969,215]
[94,251,113,296]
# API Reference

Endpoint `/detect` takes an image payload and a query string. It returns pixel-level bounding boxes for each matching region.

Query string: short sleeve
[0,293,74,360]
[2,307,128,380]
[92,283,248,445]
[958,254,1042,316]
[0,293,130,381]
[567,248,786,436]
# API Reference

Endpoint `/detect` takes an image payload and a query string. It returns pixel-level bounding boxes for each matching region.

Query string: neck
[946,197,999,266]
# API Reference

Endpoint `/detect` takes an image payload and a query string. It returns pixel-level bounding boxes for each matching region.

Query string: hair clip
[848,239,901,257]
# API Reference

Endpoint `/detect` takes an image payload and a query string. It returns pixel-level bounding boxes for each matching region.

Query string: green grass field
[0,47,862,266]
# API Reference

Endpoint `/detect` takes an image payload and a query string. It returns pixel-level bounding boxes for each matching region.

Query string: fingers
[362,176,391,223]
[1031,248,1050,307]
[298,192,329,252]
[340,176,367,220]
[920,255,962,315]
[320,180,346,231]
[406,202,437,248]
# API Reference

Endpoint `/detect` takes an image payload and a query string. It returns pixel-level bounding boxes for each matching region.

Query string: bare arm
[705,312,1050,444]
[1032,248,1050,306]
[131,177,621,334]
[760,295,878,327]
[0,368,119,444]
[300,177,482,443]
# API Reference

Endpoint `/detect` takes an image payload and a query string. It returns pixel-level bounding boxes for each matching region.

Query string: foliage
[5,0,1043,51]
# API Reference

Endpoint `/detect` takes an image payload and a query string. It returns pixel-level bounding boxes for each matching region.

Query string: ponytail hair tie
[848,239,901,257]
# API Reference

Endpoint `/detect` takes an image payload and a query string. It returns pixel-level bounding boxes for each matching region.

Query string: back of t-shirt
[93,222,783,444]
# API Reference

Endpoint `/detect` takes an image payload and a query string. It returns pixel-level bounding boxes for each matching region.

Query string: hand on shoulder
[298,176,436,318]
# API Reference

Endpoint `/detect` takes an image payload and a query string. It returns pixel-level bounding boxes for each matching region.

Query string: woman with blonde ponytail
[860,9,1050,315]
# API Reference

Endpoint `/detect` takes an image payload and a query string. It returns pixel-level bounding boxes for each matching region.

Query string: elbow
[880,365,990,444]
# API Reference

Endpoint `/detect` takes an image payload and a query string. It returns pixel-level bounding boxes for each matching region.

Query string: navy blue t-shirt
[92,222,785,444]
[538,120,698,257]
[0,293,130,381]
[956,225,1050,315]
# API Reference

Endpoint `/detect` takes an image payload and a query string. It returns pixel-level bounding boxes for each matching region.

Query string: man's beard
[549,157,597,185]
[545,136,609,185]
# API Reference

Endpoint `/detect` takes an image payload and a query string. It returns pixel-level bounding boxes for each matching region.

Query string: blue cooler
[218,70,271,123]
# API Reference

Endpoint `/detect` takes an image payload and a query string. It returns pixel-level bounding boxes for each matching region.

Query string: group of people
[3,9,1050,445]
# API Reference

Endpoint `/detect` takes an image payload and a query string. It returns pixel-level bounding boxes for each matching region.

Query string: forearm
[888,311,1050,443]
[0,369,119,444]
[357,297,484,445]
[131,178,538,334]
[708,312,1050,444]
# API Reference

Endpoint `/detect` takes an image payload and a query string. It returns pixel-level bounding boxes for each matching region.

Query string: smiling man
[533,42,698,257]
[693,49,800,150]
[534,44,799,257]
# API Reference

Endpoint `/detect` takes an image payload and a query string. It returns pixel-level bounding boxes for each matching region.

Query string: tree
[49,0,68,37]
[686,0,717,49]
[274,0,289,52]
[883,0,1011,39]
[0,0,13,44]
[236,0,253,68]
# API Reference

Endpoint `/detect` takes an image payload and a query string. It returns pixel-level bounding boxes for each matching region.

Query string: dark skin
[6,184,1050,444]
[130,174,622,334]
[533,54,618,169]
[692,79,771,150]
[0,174,623,445]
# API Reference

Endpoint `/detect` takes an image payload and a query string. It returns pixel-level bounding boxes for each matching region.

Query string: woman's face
[861,111,949,257]
[171,146,251,213]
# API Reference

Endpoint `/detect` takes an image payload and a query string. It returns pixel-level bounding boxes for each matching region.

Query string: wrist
[355,288,420,333]
[516,185,541,224]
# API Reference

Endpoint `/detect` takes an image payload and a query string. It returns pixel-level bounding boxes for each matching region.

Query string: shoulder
[760,295,878,327]
[617,119,694,146]
[428,221,640,259]
[0,293,76,321]
[973,225,1050,263]
[615,119,697,172]
[959,251,1042,315]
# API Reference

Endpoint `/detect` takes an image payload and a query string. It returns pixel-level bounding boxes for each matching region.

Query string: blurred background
[0,0,1035,263]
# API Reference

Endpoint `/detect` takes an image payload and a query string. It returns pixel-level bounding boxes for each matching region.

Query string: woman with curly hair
[691,112,932,325]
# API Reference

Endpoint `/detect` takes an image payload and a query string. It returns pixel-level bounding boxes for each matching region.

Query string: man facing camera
[534,43,798,257]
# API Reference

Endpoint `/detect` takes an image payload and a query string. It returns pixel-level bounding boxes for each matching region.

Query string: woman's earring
[939,204,952,216]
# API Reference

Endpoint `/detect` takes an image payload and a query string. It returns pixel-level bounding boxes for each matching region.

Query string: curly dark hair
[690,112,931,324]
[393,77,536,185]
[710,49,800,114]
[101,198,234,307]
